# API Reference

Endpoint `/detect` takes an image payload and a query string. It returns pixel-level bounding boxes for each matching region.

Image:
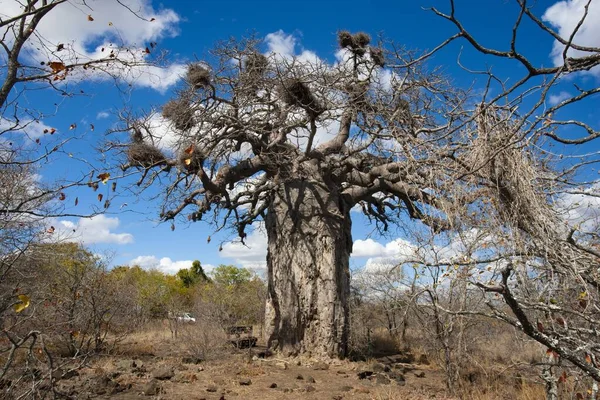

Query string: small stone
[275,361,288,370]
[332,396,343,400]
[305,385,316,392]
[306,376,316,383]
[141,380,160,396]
[340,386,353,392]
[415,371,426,378]
[312,362,329,370]
[239,378,252,386]
[387,371,406,385]
[375,374,391,385]
[207,385,218,392]
[152,367,174,381]
[269,383,277,388]
[296,374,304,380]
[418,354,430,365]
[371,363,385,373]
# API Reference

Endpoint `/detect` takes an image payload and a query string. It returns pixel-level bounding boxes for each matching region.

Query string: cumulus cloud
[220,223,267,270]
[57,215,134,244]
[0,118,55,141]
[96,111,111,120]
[128,255,214,275]
[1,0,185,91]
[265,30,319,64]
[555,186,600,232]
[548,91,572,106]
[543,0,600,75]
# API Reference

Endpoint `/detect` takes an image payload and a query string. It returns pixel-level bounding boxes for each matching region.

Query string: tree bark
[264,179,352,358]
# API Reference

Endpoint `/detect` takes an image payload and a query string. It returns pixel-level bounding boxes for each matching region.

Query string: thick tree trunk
[264,179,352,358]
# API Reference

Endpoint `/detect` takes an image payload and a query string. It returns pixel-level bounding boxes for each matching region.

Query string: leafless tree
[413,0,600,393]
[0,1,174,396]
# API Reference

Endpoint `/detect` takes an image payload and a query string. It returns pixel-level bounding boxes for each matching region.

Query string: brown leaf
[586,354,592,364]
[97,193,103,202]
[57,43,65,51]
[74,197,78,206]
[150,17,156,22]
[49,128,56,135]
[35,138,40,144]
[537,321,544,333]
[90,124,95,131]
[87,15,94,21]
[184,144,194,154]
[171,223,175,231]
[111,181,117,192]
[103,200,110,209]
[97,172,110,184]
[144,47,151,54]
[47,226,55,234]
[48,61,66,74]
[69,123,76,130]
[58,192,66,201]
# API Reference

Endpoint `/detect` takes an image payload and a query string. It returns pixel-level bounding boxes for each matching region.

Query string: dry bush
[178,321,230,361]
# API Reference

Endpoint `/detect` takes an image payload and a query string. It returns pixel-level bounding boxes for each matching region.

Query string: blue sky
[5,0,599,275]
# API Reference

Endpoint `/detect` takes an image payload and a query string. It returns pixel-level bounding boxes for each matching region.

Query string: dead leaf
[111,181,117,192]
[57,43,64,51]
[97,172,110,184]
[184,158,192,166]
[150,17,156,22]
[184,144,194,154]
[48,61,66,74]
[69,123,77,130]
[13,294,30,313]
[47,226,55,234]
[87,15,94,21]
[90,124,95,131]
[97,193,103,202]
[58,192,66,201]
[74,197,78,206]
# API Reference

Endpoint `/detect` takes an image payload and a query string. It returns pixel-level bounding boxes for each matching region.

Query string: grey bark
[264,178,352,358]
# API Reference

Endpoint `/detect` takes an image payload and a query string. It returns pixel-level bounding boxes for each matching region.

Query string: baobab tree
[118,32,471,358]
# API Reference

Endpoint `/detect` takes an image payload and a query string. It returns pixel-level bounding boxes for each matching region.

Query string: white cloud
[57,215,134,245]
[220,223,267,269]
[352,237,416,258]
[97,111,110,119]
[543,0,600,75]
[264,30,320,64]
[555,186,600,232]
[548,91,572,106]
[1,0,185,91]
[128,255,214,275]
[0,117,55,140]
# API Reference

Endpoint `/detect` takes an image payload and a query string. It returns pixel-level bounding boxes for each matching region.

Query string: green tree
[211,265,253,287]
[176,260,209,288]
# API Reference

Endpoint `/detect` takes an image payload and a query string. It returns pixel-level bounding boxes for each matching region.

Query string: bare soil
[52,342,456,400]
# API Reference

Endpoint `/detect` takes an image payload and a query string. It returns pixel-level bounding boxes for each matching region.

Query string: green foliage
[210,264,253,287]
[176,260,209,288]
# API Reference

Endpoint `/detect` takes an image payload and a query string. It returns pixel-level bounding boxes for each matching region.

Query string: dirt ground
[51,331,458,400]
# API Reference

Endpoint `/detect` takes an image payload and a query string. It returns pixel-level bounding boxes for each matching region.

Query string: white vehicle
[169,312,196,323]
